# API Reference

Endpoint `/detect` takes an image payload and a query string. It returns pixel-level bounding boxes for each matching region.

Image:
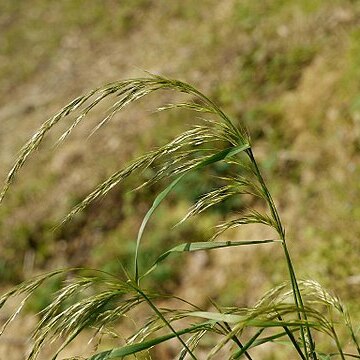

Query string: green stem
[278,315,306,360]
[222,322,254,360]
[231,329,265,359]
[209,298,254,359]
[247,149,317,360]
[331,326,346,360]
[128,282,198,360]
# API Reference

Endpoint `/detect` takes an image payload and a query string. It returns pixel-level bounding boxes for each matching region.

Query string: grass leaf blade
[134,143,250,283]
[142,239,277,279]
[87,322,208,360]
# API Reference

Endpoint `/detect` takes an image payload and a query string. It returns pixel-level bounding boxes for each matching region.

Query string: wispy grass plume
[0,74,358,359]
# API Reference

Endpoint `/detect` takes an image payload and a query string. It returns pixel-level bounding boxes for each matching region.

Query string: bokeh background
[0,1,359,358]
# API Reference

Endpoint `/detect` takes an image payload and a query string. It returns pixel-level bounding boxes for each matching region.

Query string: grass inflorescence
[0,74,359,359]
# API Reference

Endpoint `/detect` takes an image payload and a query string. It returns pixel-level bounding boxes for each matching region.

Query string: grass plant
[0,74,359,359]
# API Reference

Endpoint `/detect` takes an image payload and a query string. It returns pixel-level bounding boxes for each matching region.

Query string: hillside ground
[0,1,359,358]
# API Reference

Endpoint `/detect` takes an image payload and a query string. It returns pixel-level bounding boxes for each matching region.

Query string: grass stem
[128,281,198,360]
[247,149,317,359]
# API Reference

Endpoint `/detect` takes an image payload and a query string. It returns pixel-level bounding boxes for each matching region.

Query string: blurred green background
[0,0,359,358]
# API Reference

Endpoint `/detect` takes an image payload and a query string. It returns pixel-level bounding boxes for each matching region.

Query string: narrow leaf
[142,239,277,279]
[134,143,250,283]
[189,311,243,324]
[87,322,209,360]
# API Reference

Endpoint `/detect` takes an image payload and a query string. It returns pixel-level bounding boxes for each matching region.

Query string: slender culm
[0,75,358,359]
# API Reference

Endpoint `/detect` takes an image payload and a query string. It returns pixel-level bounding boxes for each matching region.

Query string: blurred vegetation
[0,0,359,353]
